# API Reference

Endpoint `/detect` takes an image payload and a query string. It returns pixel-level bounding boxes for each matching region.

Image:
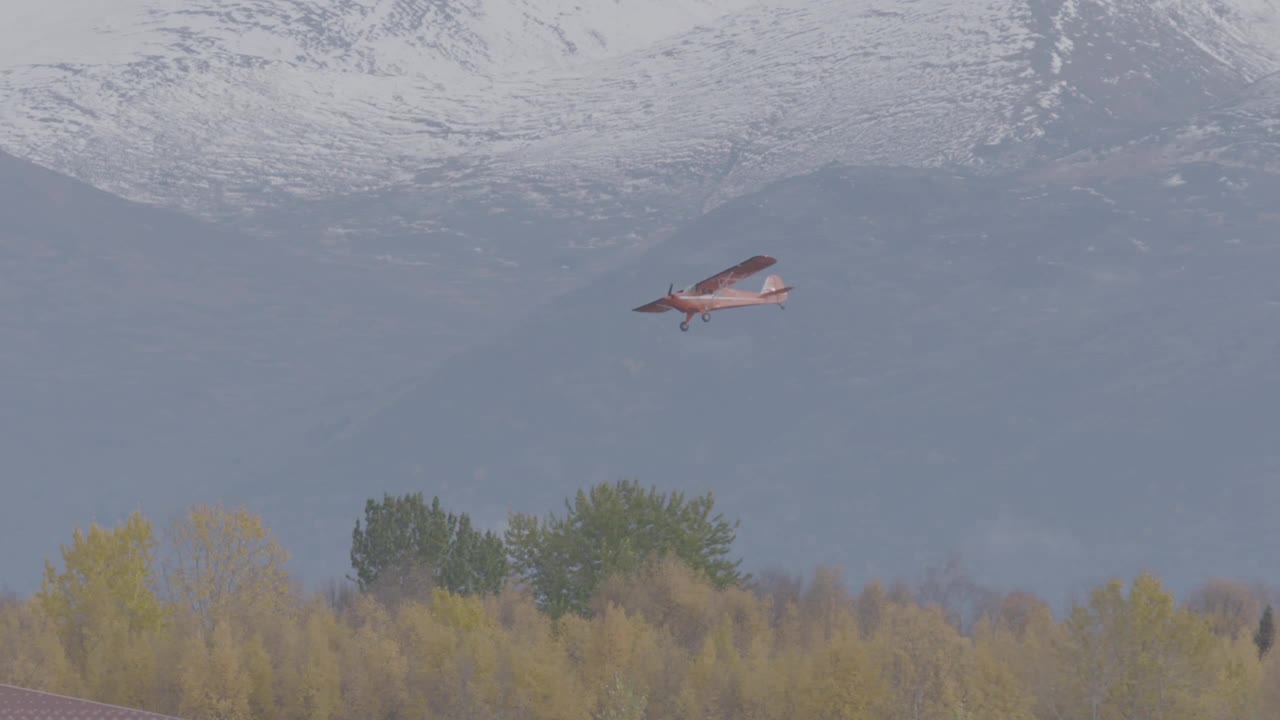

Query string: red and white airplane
[632,254,793,331]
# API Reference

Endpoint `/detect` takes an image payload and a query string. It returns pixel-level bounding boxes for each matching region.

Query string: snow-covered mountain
[3,0,1280,223]
[7,0,1280,598]
[0,0,755,213]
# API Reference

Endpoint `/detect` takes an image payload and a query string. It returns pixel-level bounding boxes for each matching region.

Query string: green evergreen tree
[1255,604,1274,660]
[505,479,744,618]
[350,493,506,600]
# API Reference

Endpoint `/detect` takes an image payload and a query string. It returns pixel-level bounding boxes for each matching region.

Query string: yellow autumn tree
[971,597,1061,720]
[959,628,1036,720]
[855,579,889,639]
[494,613,591,720]
[164,504,293,633]
[259,603,306,720]
[749,641,812,720]
[1116,573,1218,719]
[1058,572,1221,720]
[241,630,276,720]
[871,601,969,720]
[556,601,666,718]
[592,554,722,652]
[437,589,506,719]
[338,594,409,720]
[1203,633,1266,720]
[805,624,884,720]
[1263,648,1280,715]
[589,555,757,719]
[79,606,158,710]
[0,598,80,696]
[800,566,857,646]
[36,509,167,644]
[674,614,741,719]
[298,601,343,720]
[176,619,253,720]
[1056,577,1128,720]
[395,599,454,717]
[34,509,167,707]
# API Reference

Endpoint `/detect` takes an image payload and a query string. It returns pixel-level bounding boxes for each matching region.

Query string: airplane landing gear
[701,312,711,322]
[680,320,690,332]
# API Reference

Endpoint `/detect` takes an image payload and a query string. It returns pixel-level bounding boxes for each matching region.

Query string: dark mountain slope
[0,150,461,591]
[277,160,1280,603]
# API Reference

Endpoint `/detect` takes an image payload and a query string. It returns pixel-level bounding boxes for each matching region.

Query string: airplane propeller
[668,283,674,296]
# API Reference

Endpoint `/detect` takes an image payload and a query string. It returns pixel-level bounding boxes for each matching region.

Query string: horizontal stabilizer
[759,286,793,298]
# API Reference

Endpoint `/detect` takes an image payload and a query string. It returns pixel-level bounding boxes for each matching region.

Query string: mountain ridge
[4,0,1279,226]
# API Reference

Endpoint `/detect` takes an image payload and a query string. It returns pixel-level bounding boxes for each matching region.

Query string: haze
[3,0,1280,614]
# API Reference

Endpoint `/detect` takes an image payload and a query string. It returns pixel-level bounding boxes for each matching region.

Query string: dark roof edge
[0,683,186,719]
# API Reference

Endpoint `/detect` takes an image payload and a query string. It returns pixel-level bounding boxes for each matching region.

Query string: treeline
[0,479,1278,719]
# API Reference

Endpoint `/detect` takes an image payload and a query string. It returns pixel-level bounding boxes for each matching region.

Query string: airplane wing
[632,298,674,313]
[689,255,776,294]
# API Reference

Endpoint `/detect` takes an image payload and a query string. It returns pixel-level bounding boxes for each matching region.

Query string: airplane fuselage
[664,288,783,314]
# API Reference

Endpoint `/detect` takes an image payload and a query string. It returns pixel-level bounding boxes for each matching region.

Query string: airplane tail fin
[759,274,791,302]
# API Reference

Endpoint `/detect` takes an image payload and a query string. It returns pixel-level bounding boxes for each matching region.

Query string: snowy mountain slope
[512,0,1280,210]
[500,0,1044,209]
[0,0,759,214]
[2,0,753,71]
[3,0,1280,223]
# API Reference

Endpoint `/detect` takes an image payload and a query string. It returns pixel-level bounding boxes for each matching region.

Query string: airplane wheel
[701,313,711,322]
[680,321,689,332]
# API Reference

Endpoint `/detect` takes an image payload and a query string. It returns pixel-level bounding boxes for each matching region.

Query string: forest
[1,478,1277,720]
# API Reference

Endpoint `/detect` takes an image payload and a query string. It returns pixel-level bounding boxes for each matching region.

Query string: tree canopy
[163,503,294,632]
[505,479,744,618]
[35,510,167,646]
[350,493,507,601]
[5,483,1279,720]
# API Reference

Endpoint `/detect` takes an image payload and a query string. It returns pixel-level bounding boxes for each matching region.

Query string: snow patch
[2,0,1279,218]
[0,0,1042,214]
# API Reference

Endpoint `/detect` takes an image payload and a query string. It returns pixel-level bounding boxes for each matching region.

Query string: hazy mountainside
[6,0,1280,602]
[5,0,1274,371]
[5,0,1280,361]
[0,148,483,590]
[1036,70,1280,181]
[273,154,1280,605]
[7,0,1276,387]
[3,0,1279,226]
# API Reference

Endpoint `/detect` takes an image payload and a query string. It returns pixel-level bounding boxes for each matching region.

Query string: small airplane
[631,254,793,331]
